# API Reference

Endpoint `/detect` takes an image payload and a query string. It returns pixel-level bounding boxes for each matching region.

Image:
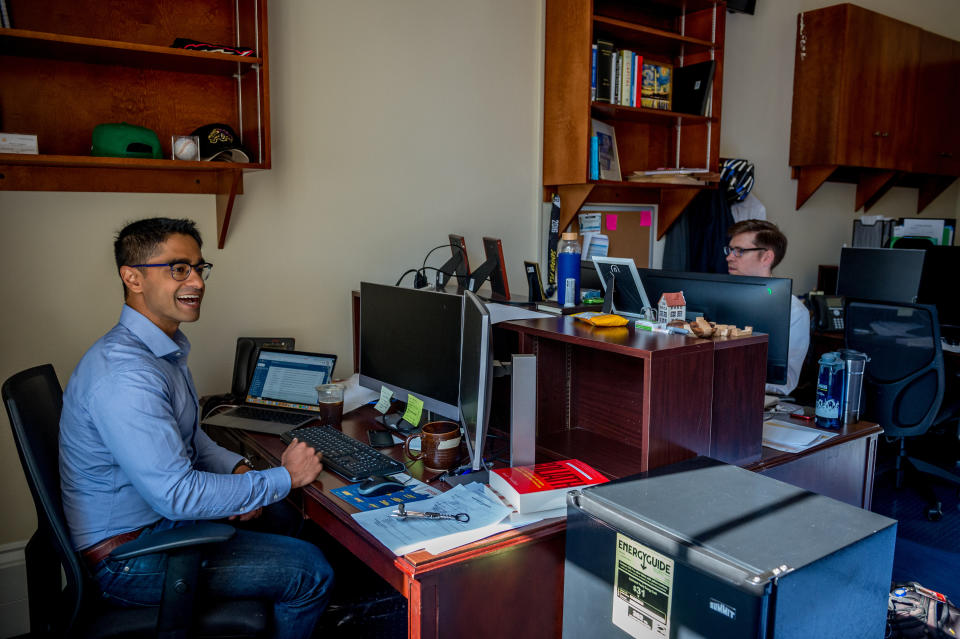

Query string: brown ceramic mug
[403,421,461,472]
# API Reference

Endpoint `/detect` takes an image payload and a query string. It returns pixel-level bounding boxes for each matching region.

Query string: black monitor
[917,245,960,330]
[467,237,511,301]
[459,290,493,473]
[359,282,462,424]
[637,268,793,385]
[836,247,926,303]
[435,234,471,290]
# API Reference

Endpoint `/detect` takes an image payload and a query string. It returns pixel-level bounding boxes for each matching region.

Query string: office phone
[812,293,845,332]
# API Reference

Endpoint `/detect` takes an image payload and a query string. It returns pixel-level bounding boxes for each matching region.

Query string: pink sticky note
[606,214,618,231]
[640,210,652,227]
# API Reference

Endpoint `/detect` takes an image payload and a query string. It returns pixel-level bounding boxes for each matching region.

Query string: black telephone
[812,294,845,332]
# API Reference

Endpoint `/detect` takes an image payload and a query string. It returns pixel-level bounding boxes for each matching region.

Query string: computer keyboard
[230,406,309,425]
[281,425,405,482]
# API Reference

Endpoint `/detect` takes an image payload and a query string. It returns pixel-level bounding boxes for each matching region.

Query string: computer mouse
[356,475,406,497]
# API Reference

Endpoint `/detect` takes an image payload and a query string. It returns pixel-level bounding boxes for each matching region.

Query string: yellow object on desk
[571,312,629,327]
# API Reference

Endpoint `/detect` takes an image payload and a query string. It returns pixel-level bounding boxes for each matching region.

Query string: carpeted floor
[870,435,960,603]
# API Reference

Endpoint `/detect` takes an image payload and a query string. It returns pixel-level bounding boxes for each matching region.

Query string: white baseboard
[0,541,29,639]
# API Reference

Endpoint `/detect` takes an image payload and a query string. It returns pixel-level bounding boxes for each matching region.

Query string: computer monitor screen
[592,256,652,318]
[637,268,793,385]
[459,290,493,471]
[917,245,960,329]
[836,247,926,303]
[359,282,462,421]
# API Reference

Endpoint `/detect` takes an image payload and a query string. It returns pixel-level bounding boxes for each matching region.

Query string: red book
[489,459,608,514]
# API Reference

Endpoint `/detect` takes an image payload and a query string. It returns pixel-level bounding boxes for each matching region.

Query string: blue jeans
[93,505,334,639]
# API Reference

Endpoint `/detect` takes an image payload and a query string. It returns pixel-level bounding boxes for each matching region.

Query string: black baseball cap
[190,123,251,162]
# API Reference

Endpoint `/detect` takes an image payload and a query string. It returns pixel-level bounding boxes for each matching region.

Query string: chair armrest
[108,523,236,561]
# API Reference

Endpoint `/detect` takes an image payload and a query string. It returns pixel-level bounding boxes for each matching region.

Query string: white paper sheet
[485,303,554,324]
[762,419,837,453]
[352,483,513,556]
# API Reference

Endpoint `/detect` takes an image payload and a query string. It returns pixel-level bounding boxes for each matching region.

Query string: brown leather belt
[81,528,144,567]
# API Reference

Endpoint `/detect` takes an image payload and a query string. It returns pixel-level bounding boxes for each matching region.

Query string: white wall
[1,0,958,548]
[722,0,960,293]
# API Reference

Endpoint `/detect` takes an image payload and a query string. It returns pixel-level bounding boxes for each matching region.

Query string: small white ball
[174,138,198,160]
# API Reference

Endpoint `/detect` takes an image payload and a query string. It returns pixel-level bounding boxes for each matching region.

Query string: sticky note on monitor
[402,394,424,428]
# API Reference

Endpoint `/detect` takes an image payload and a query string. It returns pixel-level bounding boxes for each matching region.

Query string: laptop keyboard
[282,425,405,482]
[230,406,310,425]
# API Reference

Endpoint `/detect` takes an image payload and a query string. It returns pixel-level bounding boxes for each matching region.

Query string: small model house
[658,291,686,324]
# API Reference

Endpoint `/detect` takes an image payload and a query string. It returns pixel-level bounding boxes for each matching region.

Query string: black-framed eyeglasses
[722,246,767,258]
[129,261,214,281]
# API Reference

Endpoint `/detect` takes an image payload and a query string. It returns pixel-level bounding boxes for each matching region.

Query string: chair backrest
[845,300,945,438]
[2,364,87,634]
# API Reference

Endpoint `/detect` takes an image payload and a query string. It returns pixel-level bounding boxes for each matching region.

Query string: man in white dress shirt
[724,219,810,396]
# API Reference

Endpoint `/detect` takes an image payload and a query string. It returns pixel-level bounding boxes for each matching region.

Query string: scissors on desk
[391,502,470,522]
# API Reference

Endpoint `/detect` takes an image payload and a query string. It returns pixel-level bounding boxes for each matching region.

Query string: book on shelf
[673,60,716,116]
[590,44,597,102]
[627,168,722,184]
[590,119,621,181]
[641,60,673,111]
[589,135,599,180]
[488,459,609,514]
[535,301,595,315]
[595,40,614,103]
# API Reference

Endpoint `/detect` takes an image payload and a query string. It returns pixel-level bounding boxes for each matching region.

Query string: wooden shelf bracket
[856,170,898,212]
[215,170,244,249]
[793,165,838,209]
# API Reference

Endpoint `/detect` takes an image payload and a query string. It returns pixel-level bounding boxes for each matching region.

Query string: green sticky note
[402,394,424,428]
[375,386,393,414]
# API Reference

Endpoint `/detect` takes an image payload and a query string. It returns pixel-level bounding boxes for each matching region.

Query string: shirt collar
[118,305,191,360]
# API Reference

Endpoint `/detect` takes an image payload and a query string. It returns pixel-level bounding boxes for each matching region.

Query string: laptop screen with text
[245,349,336,412]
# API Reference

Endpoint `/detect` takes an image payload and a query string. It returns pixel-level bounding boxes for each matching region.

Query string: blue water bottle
[815,352,845,429]
[557,232,581,307]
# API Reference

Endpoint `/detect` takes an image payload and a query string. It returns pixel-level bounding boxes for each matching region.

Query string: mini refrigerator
[563,457,896,639]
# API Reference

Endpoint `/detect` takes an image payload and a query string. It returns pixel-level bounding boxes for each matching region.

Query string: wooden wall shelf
[543,0,724,240]
[0,0,271,249]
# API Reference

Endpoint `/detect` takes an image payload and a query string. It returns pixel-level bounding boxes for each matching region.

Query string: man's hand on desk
[281,437,324,489]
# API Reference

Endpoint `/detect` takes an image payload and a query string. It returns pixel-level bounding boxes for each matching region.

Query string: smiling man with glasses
[58,218,333,638]
[725,219,810,396]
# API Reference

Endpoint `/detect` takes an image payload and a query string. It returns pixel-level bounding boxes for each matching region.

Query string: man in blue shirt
[60,218,333,639]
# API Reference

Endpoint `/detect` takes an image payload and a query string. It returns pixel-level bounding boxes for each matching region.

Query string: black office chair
[845,301,960,521]
[2,364,271,638]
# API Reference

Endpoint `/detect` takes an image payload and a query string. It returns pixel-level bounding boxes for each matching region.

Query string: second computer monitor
[459,290,493,472]
[637,269,793,385]
[836,247,926,303]
[358,282,462,421]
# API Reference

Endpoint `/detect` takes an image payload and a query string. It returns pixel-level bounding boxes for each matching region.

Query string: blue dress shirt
[60,305,291,550]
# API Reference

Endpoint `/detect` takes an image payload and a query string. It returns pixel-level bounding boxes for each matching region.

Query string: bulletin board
[570,205,657,267]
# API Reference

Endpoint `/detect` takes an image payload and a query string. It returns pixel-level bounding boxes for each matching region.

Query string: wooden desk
[207,408,567,639]
[207,411,880,639]
[495,317,769,470]
[744,420,883,510]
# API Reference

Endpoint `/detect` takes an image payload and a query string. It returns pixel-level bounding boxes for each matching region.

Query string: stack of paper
[762,419,837,453]
[352,482,562,556]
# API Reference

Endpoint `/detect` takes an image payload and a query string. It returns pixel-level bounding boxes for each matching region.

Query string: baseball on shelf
[174,137,199,160]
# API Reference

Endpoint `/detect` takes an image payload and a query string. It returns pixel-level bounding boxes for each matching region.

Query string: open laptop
[202,348,337,434]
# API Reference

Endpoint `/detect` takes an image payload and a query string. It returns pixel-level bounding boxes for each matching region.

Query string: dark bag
[888,582,960,638]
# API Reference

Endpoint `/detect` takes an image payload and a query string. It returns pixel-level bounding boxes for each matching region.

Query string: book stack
[627,168,721,184]
[489,459,609,514]
[593,41,642,107]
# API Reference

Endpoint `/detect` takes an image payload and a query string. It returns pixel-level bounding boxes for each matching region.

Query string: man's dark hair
[114,218,203,297]
[727,219,787,269]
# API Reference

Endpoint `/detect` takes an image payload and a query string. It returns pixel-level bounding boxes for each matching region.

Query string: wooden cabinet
[0,0,270,248]
[543,0,725,238]
[789,3,959,213]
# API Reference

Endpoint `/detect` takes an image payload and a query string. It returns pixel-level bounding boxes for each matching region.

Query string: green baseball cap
[91,123,162,159]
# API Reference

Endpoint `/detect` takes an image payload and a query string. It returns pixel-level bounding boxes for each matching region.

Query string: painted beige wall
[0,1,544,545]
[722,0,960,292]
[1,0,958,547]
